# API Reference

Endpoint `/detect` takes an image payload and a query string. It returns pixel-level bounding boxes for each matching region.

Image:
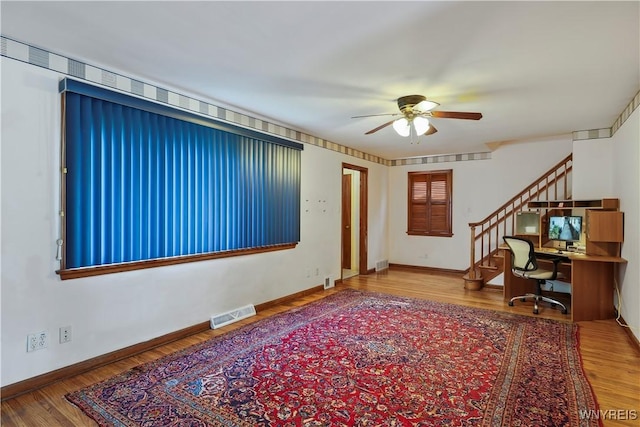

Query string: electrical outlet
[27,334,38,352]
[37,331,48,349]
[38,332,47,349]
[59,326,72,343]
[27,331,48,352]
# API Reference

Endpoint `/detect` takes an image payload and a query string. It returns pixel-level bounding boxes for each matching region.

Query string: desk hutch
[502,198,626,322]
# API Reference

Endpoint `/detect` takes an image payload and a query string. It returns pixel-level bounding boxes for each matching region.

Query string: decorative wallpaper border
[611,90,640,135]
[389,152,491,166]
[26,35,640,165]
[573,90,640,141]
[1,36,495,166]
[572,128,612,141]
[2,36,400,165]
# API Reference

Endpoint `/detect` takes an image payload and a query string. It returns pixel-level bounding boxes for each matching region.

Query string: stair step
[477,264,502,284]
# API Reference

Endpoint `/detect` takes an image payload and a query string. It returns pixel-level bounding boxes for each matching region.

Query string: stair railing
[467,154,573,280]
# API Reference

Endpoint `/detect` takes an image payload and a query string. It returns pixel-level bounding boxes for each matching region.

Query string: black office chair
[503,236,568,315]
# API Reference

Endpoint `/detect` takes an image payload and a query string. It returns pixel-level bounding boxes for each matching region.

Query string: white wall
[0,58,388,386]
[571,109,639,342]
[572,138,614,198]
[361,162,389,272]
[611,108,639,341]
[388,138,573,269]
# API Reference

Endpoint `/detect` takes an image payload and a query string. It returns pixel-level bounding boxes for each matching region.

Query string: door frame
[342,163,368,276]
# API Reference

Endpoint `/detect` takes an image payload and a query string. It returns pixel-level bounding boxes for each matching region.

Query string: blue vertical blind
[61,80,302,270]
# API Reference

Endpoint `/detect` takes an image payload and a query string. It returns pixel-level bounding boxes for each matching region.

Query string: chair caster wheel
[508,301,514,307]
[521,298,526,302]
[533,309,539,314]
[551,303,557,308]
[561,309,568,314]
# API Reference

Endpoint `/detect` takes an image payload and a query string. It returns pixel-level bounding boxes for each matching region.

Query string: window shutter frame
[407,170,453,237]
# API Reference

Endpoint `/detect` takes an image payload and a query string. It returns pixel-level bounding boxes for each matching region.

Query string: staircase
[463,154,573,290]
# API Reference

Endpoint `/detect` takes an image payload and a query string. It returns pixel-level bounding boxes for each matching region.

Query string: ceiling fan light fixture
[413,116,431,135]
[357,94,482,137]
[393,117,411,137]
[414,99,440,111]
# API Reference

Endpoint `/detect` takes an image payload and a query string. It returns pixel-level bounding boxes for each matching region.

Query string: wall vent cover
[376,260,389,271]
[324,276,335,289]
[210,304,256,329]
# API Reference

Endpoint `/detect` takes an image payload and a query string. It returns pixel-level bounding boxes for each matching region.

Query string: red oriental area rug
[66,289,600,426]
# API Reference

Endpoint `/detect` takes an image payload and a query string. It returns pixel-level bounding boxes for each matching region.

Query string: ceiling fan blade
[431,111,483,120]
[365,119,396,135]
[352,113,400,119]
[423,125,438,136]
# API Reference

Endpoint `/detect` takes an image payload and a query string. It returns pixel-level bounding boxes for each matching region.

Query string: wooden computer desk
[501,246,627,322]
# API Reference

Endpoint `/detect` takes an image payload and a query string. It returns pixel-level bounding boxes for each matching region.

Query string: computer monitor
[548,216,582,246]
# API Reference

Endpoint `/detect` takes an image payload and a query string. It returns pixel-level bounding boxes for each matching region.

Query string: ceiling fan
[352,95,482,138]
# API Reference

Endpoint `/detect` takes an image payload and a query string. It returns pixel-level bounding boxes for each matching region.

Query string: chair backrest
[503,236,537,272]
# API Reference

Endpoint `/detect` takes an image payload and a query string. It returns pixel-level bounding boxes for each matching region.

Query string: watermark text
[579,409,638,421]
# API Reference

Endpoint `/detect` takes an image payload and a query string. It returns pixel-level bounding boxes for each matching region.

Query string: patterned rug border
[66,288,602,426]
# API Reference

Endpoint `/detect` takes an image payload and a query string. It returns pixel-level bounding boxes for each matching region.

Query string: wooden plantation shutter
[407,170,452,236]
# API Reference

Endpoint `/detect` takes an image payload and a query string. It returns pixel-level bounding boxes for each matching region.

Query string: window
[407,170,452,236]
[58,79,303,279]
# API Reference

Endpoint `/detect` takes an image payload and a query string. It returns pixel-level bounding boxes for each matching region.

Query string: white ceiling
[2,1,639,159]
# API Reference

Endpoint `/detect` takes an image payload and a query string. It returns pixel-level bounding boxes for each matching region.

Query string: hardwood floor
[2,268,639,426]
